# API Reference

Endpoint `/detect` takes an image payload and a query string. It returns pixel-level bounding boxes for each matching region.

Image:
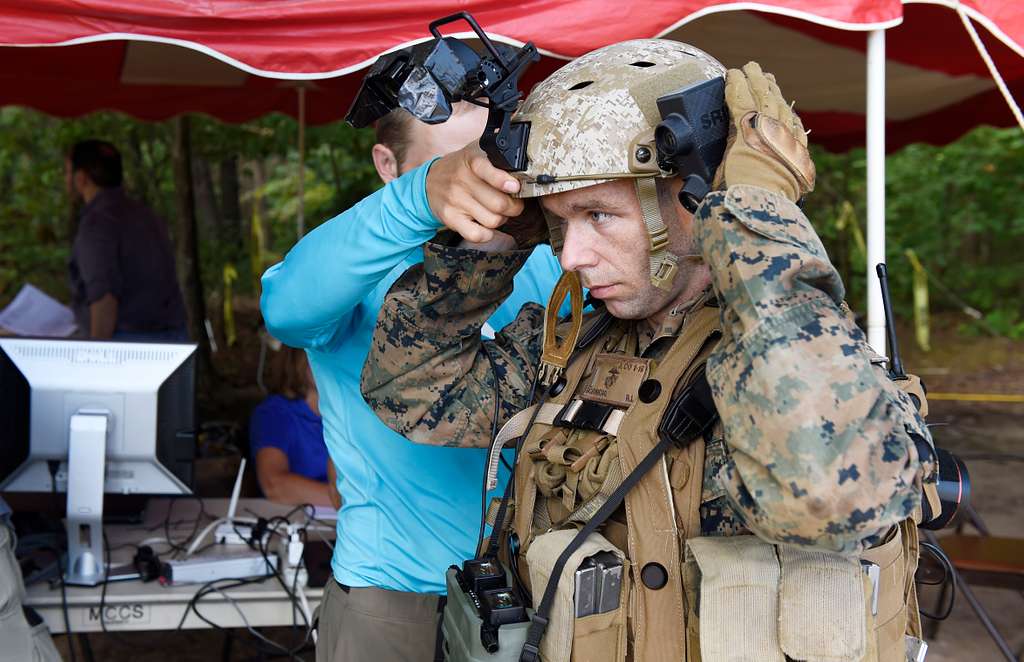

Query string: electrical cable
[112,499,318,657]
[256,516,312,656]
[207,584,290,650]
[164,496,209,557]
[162,502,317,658]
[96,530,151,650]
[205,584,306,657]
[918,541,957,621]
[45,459,77,662]
[477,342,504,557]
[182,514,257,558]
[266,514,317,647]
[178,576,306,659]
[290,546,303,628]
[42,546,76,662]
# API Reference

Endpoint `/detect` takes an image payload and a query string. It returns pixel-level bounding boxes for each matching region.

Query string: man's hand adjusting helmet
[714,62,816,202]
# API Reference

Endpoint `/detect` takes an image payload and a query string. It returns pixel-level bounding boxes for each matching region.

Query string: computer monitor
[0,338,197,585]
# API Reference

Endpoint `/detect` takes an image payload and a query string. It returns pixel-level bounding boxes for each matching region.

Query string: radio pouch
[442,566,531,662]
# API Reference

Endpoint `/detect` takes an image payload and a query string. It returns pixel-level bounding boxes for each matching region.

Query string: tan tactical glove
[713,62,815,202]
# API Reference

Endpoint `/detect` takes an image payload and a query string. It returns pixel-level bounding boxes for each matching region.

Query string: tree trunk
[127,126,152,206]
[218,156,243,247]
[172,115,214,378]
[192,156,221,242]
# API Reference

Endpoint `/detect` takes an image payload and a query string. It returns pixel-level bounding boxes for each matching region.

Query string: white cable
[183,516,257,558]
[957,4,1024,131]
[295,581,314,635]
[183,518,224,558]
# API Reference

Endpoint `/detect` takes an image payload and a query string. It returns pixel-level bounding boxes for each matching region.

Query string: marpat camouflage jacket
[361,185,931,555]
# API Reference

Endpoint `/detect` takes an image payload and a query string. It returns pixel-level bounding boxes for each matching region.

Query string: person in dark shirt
[250,344,336,507]
[66,139,187,341]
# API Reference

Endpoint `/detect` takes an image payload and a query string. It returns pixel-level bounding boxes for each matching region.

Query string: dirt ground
[51,314,1024,661]
[901,320,1024,662]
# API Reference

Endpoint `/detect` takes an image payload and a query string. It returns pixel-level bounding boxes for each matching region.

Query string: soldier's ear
[372,143,399,183]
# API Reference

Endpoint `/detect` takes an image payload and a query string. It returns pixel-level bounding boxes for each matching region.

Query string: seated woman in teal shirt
[250,345,336,507]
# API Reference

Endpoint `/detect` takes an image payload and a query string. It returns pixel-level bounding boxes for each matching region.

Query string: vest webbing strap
[519,370,718,662]
[486,402,626,491]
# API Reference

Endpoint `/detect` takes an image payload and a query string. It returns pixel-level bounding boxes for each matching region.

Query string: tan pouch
[570,561,630,662]
[526,529,628,662]
[686,536,786,662]
[861,525,913,661]
[687,535,877,662]
[777,545,868,662]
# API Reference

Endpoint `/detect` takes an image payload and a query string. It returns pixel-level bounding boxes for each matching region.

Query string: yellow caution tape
[927,392,1024,403]
[904,249,930,352]
[251,187,265,295]
[834,201,866,263]
[223,263,238,348]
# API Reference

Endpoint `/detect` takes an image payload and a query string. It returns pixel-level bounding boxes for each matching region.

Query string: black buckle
[520,643,540,662]
[519,613,548,662]
[555,399,613,432]
[658,372,718,447]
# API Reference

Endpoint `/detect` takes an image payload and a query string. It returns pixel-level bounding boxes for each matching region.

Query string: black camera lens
[655,114,694,159]
[920,446,971,530]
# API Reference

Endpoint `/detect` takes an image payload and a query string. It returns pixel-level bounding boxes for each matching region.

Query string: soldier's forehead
[540,180,637,218]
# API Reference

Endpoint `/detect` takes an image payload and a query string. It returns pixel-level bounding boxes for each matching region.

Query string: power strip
[161,552,279,585]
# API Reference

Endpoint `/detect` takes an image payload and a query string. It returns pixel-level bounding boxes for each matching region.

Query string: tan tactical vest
[497,305,924,662]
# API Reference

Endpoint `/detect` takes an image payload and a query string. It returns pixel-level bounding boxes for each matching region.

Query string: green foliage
[0,108,380,309]
[0,105,1020,344]
[803,126,1024,333]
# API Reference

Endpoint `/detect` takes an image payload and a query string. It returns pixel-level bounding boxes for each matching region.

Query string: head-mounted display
[345,12,539,172]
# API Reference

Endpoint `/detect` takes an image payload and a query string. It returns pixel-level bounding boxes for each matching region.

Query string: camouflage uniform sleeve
[360,240,545,447]
[696,185,929,555]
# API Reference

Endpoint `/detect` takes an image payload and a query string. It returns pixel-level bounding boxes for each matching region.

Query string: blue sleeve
[260,160,442,349]
[250,399,291,457]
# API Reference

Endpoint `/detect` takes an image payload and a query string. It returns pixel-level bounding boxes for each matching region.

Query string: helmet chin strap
[635,178,678,291]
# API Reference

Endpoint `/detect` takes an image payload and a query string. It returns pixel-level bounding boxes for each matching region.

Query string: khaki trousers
[315,579,442,662]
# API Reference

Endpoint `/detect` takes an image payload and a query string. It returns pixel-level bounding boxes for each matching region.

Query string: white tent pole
[957,7,1024,131]
[297,85,307,240]
[866,29,887,355]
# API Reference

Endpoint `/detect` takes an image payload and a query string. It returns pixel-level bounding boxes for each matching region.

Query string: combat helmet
[514,40,725,290]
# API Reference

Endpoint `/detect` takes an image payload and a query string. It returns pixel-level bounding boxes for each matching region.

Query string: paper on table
[0,284,78,337]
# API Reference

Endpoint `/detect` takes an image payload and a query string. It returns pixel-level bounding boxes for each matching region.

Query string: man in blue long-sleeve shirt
[260,103,564,661]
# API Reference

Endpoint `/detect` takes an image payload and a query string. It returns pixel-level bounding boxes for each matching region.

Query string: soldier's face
[543,179,692,321]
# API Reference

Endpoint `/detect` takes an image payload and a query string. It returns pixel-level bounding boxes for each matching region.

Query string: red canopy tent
[1,1,1021,150]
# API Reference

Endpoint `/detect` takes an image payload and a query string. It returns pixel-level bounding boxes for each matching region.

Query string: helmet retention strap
[635,177,678,291]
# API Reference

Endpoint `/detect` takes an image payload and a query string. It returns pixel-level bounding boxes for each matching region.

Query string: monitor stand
[64,409,109,586]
